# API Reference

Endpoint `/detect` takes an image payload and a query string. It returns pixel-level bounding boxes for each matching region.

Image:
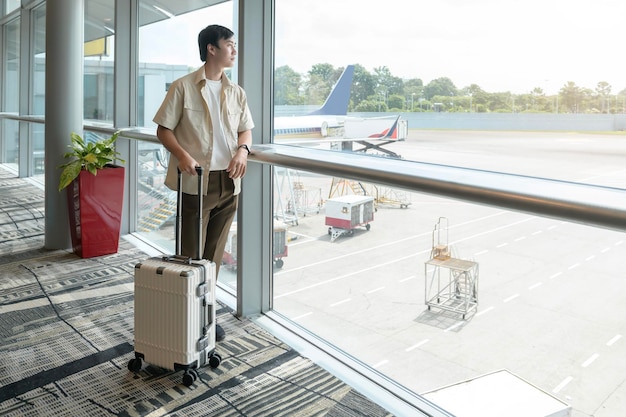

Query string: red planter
[66,165,125,258]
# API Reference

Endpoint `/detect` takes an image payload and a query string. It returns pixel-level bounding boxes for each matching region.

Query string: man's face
[212,37,237,68]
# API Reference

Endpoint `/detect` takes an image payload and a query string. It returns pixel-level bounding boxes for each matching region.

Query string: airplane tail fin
[308,65,355,116]
[368,115,401,139]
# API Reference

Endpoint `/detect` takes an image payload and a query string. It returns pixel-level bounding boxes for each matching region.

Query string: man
[153,24,254,341]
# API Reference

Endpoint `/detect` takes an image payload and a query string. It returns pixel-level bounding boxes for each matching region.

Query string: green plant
[58,131,125,191]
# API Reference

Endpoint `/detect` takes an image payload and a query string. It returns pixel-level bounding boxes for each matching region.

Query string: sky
[140,0,626,95]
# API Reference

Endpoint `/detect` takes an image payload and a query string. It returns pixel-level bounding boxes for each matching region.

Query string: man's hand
[226,148,248,179]
[156,125,199,176]
[178,154,200,176]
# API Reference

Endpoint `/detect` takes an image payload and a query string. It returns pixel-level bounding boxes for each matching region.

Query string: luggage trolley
[424,217,479,319]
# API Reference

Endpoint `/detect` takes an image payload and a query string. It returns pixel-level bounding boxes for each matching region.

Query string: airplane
[273,65,404,155]
[274,65,355,138]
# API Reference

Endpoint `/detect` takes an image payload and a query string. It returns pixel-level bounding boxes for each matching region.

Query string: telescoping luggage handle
[175,166,204,261]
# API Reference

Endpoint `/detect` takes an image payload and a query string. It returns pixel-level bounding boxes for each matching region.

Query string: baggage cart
[325,195,375,242]
[223,220,288,269]
[128,167,221,387]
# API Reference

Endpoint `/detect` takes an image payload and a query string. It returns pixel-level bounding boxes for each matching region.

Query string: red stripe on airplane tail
[368,126,397,139]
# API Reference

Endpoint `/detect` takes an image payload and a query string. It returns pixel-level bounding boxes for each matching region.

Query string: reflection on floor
[0,166,393,417]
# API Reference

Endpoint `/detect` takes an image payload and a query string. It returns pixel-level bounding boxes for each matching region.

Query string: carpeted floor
[0,167,394,417]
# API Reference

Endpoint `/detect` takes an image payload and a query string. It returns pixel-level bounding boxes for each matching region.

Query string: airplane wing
[277,115,405,158]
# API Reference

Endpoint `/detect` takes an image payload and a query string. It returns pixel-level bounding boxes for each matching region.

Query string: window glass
[2,18,19,169]
[135,1,234,272]
[273,0,626,183]
[84,0,115,123]
[32,4,45,116]
[3,0,19,15]
[31,4,45,175]
[271,161,624,415]
[273,0,626,415]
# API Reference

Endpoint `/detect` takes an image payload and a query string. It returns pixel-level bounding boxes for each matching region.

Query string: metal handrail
[250,144,626,232]
[2,112,624,232]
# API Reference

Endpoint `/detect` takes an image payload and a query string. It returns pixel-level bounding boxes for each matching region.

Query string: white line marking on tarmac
[405,339,430,352]
[607,335,622,346]
[330,298,351,307]
[532,230,543,235]
[274,232,430,276]
[292,312,313,321]
[276,215,534,295]
[547,225,558,231]
[582,353,599,368]
[615,241,623,246]
[367,287,385,294]
[553,376,573,394]
[503,294,519,303]
[373,359,389,368]
[585,255,596,261]
[514,236,526,242]
[475,306,494,317]
[399,276,416,283]
[449,218,534,247]
[529,282,542,290]
[550,272,563,279]
[444,322,465,332]
[568,263,580,270]
[276,253,416,298]
[474,250,489,256]
[496,243,508,248]
[285,231,317,246]
[601,247,611,253]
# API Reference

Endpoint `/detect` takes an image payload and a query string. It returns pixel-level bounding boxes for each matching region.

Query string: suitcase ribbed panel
[133,257,215,371]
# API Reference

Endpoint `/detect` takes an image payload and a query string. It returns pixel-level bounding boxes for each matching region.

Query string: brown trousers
[180,170,238,277]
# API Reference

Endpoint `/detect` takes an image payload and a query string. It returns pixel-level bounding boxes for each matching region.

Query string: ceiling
[13,0,229,57]
[85,0,229,43]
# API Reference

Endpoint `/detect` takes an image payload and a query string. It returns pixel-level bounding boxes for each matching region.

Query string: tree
[560,81,584,113]
[354,99,380,112]
[274,65,302,105]
[373,66,404,97]
[595,81,612,113]
[304,63,339,105]
[387,94,405,111]
[485,92,510,112]
[423,77,457,100]
[308,63,336,81]
[404,78,423,94]
[527,87,548,112]
[351,64,377,108]
[404,78,424,111]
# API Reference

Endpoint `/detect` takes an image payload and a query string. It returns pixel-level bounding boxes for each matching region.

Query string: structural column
[44,0,84,250]
[237,0,273,317]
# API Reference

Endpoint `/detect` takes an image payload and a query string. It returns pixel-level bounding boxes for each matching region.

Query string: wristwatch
[238,144,251,155]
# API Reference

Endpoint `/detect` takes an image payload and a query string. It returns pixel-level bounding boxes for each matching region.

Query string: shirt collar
[194,66,233,89]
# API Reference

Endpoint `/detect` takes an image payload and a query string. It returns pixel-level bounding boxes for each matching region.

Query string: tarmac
[227,129,626,417]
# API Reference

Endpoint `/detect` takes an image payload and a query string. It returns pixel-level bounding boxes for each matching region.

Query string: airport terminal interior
[1,1,626,417]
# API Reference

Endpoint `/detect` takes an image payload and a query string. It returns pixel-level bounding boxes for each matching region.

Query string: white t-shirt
[203,79,230,170]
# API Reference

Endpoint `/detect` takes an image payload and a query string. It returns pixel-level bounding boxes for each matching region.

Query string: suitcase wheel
[127,358,142,373]
[208,352,222,369]
[182,369,198,387]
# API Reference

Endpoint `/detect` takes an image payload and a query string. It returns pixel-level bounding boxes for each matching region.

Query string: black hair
[198,24,234,62]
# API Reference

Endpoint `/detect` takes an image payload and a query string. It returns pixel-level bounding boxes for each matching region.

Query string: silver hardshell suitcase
[128,167,221,386]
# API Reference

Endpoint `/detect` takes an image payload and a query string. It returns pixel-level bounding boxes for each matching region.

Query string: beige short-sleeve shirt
[153,67,254,195]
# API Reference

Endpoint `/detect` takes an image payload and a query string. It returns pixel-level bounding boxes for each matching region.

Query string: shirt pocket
[183,94,205,115]
[227,108,244,128]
